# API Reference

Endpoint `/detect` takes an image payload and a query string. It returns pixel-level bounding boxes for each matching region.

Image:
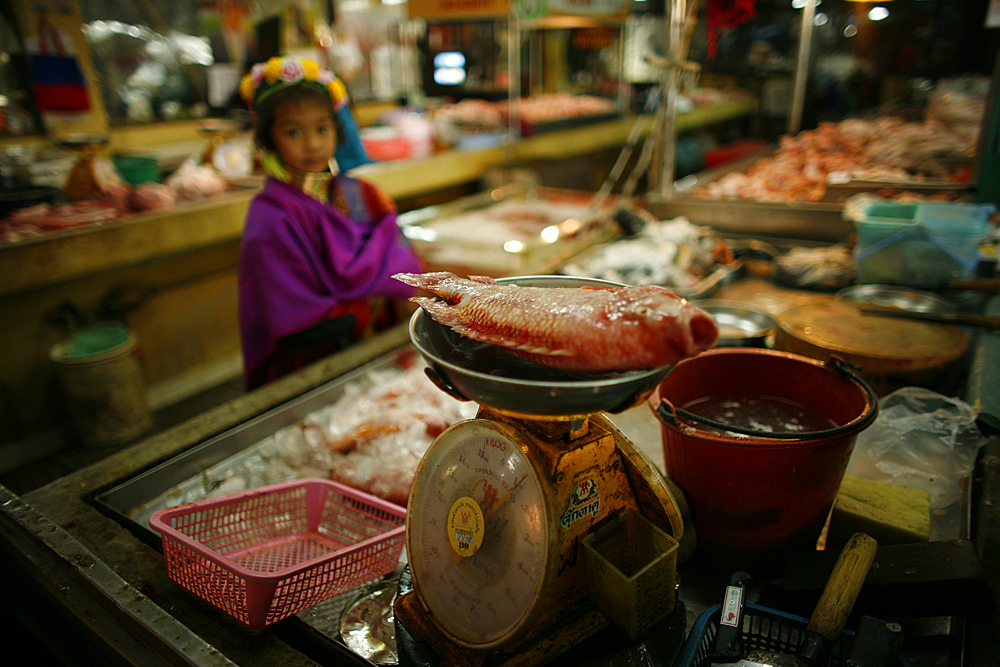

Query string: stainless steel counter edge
[1,484,239,667]
[7,324,413,666]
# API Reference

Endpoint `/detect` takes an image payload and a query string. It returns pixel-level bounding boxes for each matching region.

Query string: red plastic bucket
[647,348,877,563]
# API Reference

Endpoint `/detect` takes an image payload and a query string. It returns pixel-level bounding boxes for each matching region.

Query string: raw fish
[394,272,718,373]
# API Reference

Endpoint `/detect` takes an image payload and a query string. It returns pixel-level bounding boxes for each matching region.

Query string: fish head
[615,285,719,356]
[614,285,689,320]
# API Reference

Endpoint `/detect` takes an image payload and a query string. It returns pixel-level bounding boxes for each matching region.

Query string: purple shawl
[238,177,420,385]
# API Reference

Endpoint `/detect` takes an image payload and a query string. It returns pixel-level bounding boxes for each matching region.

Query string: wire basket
[149,478,406,631]
[677,603,913,667]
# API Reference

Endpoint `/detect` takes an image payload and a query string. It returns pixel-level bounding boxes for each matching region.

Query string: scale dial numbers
[406,419,549,650]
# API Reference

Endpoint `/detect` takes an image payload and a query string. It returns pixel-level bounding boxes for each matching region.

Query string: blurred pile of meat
[693,76,987,204]
[199,355,478,507]
[434,92,616,132]
[0,162,229,245]
[560,216,737,293]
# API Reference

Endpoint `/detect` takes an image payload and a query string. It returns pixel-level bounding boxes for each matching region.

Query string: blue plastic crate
[676,603,913,667]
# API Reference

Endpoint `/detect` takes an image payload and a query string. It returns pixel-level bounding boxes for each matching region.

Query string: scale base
[395,589,688,667]
[394,589,608,667]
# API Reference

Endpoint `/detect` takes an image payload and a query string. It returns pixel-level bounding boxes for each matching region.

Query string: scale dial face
[406,419,549,650]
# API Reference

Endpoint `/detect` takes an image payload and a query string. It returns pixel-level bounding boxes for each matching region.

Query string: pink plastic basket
[149,478,406,631]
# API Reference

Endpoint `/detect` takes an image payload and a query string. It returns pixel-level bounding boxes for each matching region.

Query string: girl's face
[270,98,337,173]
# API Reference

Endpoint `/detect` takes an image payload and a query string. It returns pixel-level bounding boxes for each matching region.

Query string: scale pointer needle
[485,475,527,525]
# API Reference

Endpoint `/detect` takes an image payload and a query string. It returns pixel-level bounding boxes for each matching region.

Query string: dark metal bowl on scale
[408,275,676,419]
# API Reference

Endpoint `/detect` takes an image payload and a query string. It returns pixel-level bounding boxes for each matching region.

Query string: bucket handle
[654,355,879,440]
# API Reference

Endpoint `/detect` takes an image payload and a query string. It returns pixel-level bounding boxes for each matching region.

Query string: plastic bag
[846,386,988,509]
[25,19,92,113]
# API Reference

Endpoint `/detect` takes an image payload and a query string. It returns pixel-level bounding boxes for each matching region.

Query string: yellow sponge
[829,475,931,546]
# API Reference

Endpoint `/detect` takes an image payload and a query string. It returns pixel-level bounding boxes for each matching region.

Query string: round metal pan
[408,275,675,418]
[693,299,776,347]
[834,284,954,314]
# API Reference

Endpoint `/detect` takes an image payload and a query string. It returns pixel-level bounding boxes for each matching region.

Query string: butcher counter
[2,274,999,667]
[0,99,754,461]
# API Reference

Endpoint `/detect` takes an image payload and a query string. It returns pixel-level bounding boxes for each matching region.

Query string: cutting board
[774,299,970,396]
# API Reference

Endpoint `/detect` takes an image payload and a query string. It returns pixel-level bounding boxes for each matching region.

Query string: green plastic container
[49,323,151,447]
[113,155,161,185]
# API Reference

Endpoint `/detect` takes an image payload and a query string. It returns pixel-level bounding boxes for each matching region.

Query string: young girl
[237,56,421,390]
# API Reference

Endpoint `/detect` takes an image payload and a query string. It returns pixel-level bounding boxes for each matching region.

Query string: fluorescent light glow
[434,52,466,68]
[792,0,821,8]
[540,225,560,243]
[433,68,466,85]
[869,6,889,20]
[814,12,829,26]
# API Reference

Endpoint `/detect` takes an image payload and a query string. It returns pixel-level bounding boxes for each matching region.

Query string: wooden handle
[948,277,1000,291]
[858,304,1000,331]
[806,532,878,643]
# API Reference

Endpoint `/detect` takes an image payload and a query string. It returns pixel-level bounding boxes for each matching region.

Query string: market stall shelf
[0,187,255,297]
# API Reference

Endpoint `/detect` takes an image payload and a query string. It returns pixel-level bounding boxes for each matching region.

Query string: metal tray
[646,147,973,244]
[92,347,426,665]
[558,240,745,300]
[94,347,419,536]
[398,183,621,277]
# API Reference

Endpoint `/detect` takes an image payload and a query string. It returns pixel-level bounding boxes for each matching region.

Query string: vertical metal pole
[618,22,628,113]
[659,0,685,197]
[404,20,418,107]
[508,17,521,141]
[788,0,816,135]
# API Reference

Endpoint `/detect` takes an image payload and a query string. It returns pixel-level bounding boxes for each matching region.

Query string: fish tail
[411,297,479,335]
[394,272,500,306]
[392,272,456,290]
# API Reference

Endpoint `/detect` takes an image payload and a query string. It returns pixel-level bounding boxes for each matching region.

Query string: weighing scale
[394,276,688,667]
[197,118,244,167]
[55,133,121,201]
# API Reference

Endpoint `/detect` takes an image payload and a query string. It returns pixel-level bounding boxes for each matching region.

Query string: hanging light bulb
[869,6,890,20]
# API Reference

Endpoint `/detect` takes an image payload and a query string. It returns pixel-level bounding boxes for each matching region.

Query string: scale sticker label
[560,479,600,529]
[570,479,597,506]
[720,585,743,627]
[448,496,485,557]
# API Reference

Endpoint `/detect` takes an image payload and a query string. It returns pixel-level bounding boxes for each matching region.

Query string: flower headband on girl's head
[240,55,371,173]
[240,56,348,113]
